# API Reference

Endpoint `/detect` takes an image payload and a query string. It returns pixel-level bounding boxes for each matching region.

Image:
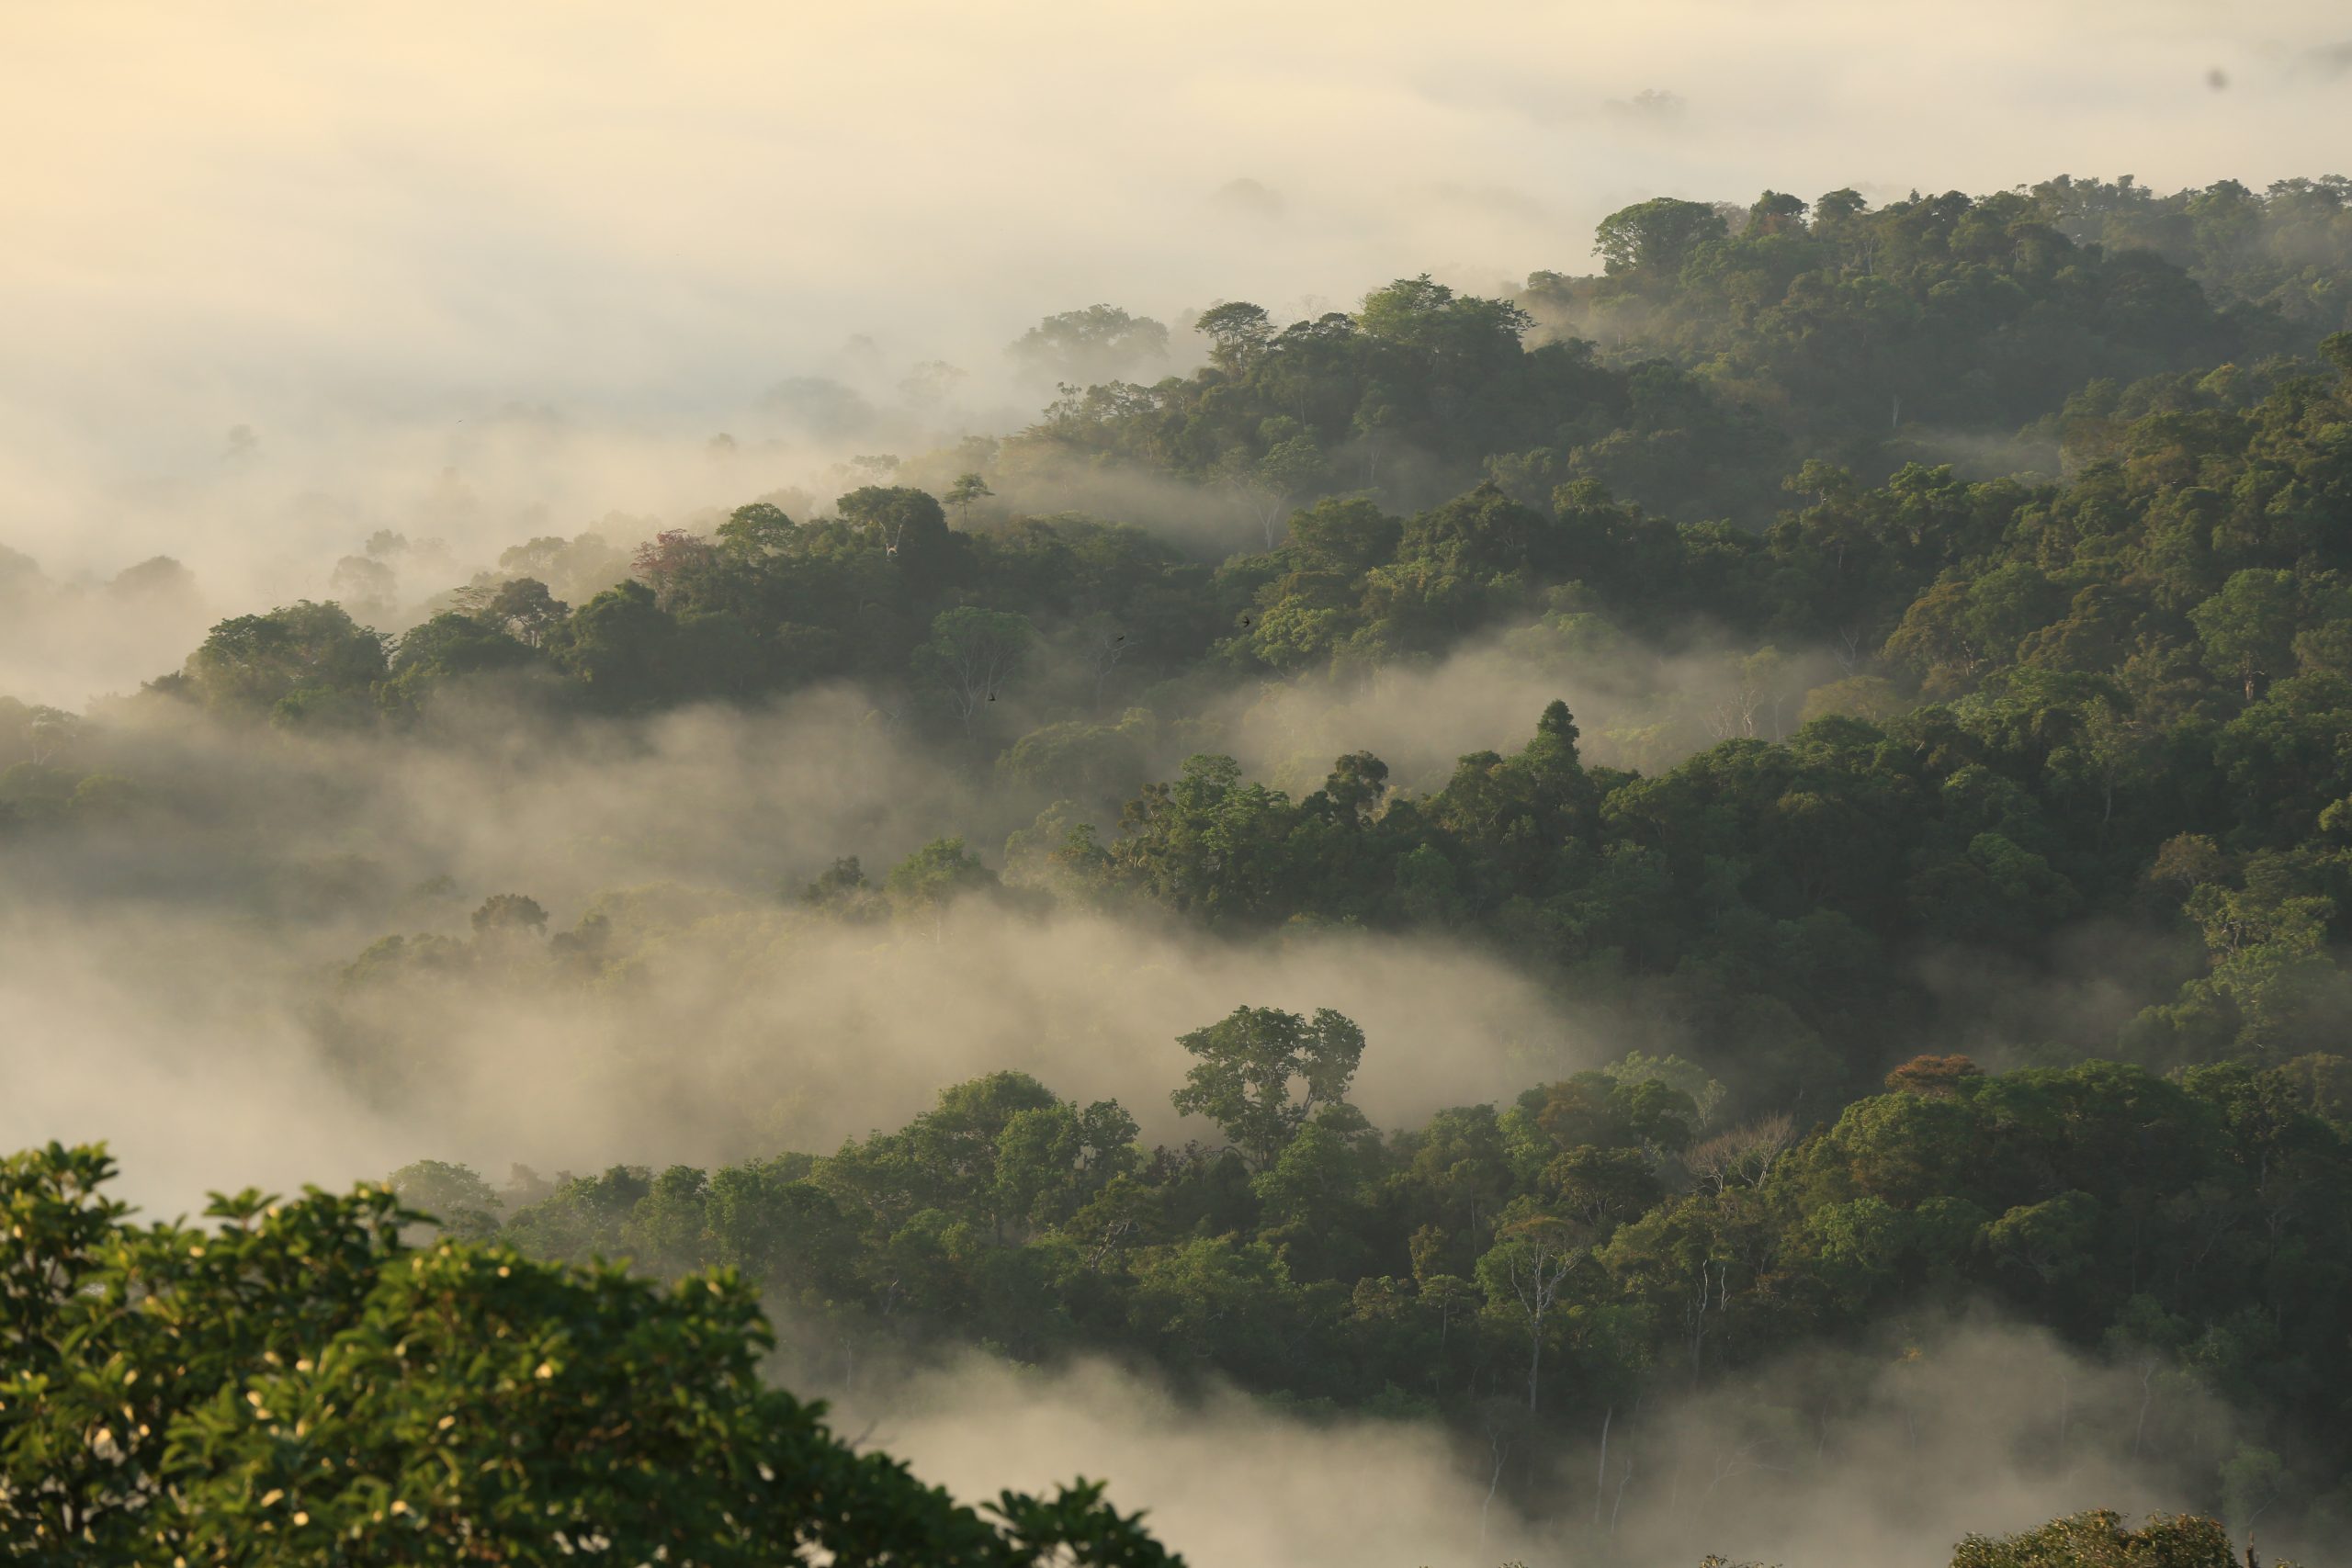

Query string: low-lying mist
[5,668,1626,1213]
[1219,621,1856,795]
[3,891,1593,1218]
[0,609,2030,1224]
[7,0,2346,713]
[10,6,2352,1562]
[839,1317,2232,1568]
[0,412,1294,712]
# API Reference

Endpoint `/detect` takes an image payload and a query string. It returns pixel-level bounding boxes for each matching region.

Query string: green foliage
[2037,175,2352,339]
[1533,181,2319,462]
[386,1158,503,1240]
[183,601,389,722]
[1010,305,1170,385]
[1592,197,1730,277]
[886,837,1000,920]
[946,472,995,525]
[331,1038,2352,1552]
[715,501,797,556]
[470,892,549,935]
[0,1143,1176,1567]
[1169,1006,1367,1168]
[1950,1509,2235,1568]
[1193,300,1273,368]
[1000,711,1151,811]
[549,579,680,709]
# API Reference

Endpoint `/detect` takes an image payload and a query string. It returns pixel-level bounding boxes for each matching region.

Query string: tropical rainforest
[9,174,2352,1566]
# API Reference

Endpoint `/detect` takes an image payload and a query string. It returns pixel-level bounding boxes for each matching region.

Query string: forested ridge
[8,175,2352,1563]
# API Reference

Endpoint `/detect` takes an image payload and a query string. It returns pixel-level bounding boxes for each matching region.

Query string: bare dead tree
[1501,1217,1577,1413]
[1835,626,1865,676]
[1683,1113,1796,1196]
[1474,1396,1528,1550]
[1594,1405,1612,1528]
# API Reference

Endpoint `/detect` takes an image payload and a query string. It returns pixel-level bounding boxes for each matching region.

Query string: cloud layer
[2,0,2346,687]
[848,1318,2227,1568]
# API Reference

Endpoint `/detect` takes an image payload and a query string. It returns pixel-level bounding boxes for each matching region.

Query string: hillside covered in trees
[9,174,2352,1565]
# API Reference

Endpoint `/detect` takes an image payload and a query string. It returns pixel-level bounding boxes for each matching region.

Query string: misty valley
[9,170,2352,1568]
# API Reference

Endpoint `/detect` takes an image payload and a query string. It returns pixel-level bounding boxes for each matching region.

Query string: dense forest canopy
[9,173,2352,1565]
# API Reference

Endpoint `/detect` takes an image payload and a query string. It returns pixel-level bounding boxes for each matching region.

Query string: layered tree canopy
[10,171,2352,1564]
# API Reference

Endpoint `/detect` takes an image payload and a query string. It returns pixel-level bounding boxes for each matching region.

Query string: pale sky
[0,0,2345,635]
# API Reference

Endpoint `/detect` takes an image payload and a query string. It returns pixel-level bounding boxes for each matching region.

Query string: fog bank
[5,1,2346,698]
[848,1318,2229,1568]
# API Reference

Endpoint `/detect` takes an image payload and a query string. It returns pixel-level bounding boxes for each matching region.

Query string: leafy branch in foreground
[0,1141,1175,1567]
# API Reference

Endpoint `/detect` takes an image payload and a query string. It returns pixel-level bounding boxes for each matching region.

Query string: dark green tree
[1170,1006,1367,1169]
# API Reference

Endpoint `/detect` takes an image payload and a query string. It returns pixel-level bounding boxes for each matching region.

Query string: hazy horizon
[4,1,2346,639]
[6,9,2351,1563]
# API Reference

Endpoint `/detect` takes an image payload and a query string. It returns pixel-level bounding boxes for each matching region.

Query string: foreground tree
[0,1143,1175,1567]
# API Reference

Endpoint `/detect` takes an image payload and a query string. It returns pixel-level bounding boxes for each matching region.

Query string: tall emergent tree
[1170,1005,1366,1169]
